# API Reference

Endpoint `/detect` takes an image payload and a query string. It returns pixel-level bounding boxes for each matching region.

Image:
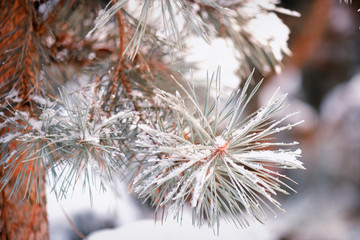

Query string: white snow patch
[215,136,227,148]
[182,37,240,90]
[0,132,22,143]
[243,12,291,62]
[5,88,22,102]
[30,95,48,105]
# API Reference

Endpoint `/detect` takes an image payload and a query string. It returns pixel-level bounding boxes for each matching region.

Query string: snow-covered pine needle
[88,0,211,58]
[133,68,304,231]
[203,0,299,78]
[88,0,297,74]
[0,104,45,200]
[0,87,135,200]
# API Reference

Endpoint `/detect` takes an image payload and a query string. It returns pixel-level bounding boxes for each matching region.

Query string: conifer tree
[0,0,304,238]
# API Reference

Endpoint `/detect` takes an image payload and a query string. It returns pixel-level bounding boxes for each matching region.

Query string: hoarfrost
[28,118,44,135]
[215,136,227,148]
[191,161,213,207]
[40,108,56,121]
[84,129,100,144]
[238,149,303,169]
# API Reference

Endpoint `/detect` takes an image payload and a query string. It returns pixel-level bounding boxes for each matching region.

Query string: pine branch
[88,0,298,76]
[194,0,300,78]
[0,86,136,200]
[87,0,211,59]
[133,68,304,230]
[0,1,306,236]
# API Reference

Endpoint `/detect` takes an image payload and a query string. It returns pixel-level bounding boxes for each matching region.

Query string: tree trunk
[0,174,49,240]
[0,0,49,239]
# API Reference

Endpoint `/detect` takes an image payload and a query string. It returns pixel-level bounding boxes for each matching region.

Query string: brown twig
[60,205,88,240]
[36,0,76,35]
[108,6,129,115]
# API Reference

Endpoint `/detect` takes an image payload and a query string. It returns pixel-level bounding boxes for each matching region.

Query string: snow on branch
[88,0,298,76]
[133,68,304,230]
[0,87,136,200]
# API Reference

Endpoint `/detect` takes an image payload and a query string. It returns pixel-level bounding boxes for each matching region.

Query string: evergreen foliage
[0,0,304,233]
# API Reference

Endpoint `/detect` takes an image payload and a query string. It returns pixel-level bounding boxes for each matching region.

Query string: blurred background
[47,1,360,239]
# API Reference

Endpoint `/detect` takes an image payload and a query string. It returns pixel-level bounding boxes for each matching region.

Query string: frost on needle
[133,69,304,230]
[0,86,135,200]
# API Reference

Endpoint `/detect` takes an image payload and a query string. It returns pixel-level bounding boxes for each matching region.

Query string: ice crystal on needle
[134,69,304,230]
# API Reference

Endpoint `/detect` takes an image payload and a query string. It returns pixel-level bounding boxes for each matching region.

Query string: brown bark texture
[0,0,49,239]
[0,174,48,240]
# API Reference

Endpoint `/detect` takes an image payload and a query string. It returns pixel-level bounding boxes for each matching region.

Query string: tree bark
[0,174,49,240]
[0,0,49,239]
